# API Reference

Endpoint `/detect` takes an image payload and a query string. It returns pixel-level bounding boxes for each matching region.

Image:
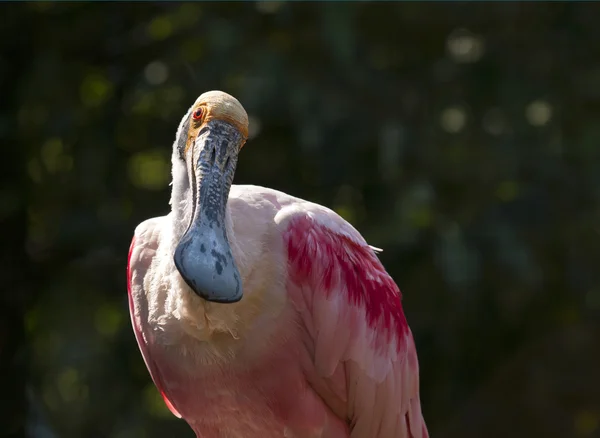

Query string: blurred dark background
[1,2,600,437]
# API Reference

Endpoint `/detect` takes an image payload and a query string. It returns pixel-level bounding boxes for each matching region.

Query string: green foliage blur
[1,2,599,438]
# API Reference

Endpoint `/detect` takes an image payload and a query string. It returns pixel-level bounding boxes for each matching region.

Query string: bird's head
[170,90,248,304]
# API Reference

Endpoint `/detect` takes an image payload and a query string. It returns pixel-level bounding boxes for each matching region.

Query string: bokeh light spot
[334,206,355,223]
[575,410,599,436]
[144,61,169,85]
[447,28,485,63]
[143,384,172,418]
[33,331,62,362]
[131,92,155,115]
[180,38,204,62]
[441,106,467,133]
[25,307,39,333]
[559,305,580,325]
[248,115,262,140]
[57,368,88,404]
[496,181,519,202]
[94,304,124,337]
[148,16,172,41]
[41,138,73,174]
[256,1,283,14]
[175,3,202,28]
[526,99,552,126]
[408,207,433,228]
[332,185,364,225]
[80,73,113,108]
[129,150,170,191]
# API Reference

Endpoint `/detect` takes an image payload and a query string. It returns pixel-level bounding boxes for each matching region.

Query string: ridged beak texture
[174,91,248,303]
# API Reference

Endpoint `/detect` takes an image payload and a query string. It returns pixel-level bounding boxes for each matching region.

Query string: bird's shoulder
[132,216,167,248]
[128,216,170,289]
[129,216,168,283]
[229,184,367,246]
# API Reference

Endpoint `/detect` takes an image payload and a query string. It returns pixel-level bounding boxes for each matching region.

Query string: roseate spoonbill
[128,90,428,438]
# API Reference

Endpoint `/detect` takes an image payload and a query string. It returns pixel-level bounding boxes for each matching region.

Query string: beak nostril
[224,156,231,169]
[210,147,216,166]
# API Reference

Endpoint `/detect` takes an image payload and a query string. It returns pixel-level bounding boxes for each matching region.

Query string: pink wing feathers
[282,209,428,438]
[127,224,182,419]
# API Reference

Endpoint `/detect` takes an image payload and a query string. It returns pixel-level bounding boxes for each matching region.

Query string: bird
[127,90,428,438]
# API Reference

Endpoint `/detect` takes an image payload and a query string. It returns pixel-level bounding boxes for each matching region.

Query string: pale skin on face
[184,90,250,155]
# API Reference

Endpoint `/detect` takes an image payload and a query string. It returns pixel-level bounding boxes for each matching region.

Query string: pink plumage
[127,236,182,419]
[284,212,427,438]
[128,90,427,438]
[128,187,428,438]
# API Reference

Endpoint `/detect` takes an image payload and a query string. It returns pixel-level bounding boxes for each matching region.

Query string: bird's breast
[150,334,308,438]
[148,302,348,438]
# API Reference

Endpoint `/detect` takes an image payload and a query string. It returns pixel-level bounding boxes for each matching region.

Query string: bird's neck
[150,191,287,361]
[157,204,248,344]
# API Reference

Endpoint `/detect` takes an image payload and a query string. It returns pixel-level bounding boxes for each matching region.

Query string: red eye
[192,108,204,120]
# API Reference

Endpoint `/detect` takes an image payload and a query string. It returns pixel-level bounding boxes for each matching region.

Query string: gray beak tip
[173,234,243,304]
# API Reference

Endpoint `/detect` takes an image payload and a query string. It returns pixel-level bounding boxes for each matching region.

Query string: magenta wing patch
[285,214,409,346]
[283,212,428,438]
